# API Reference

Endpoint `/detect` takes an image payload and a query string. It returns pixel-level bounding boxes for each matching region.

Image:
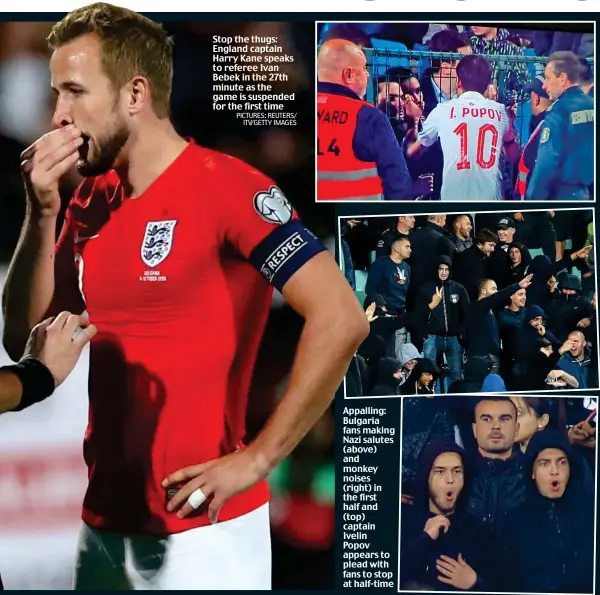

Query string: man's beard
[77,119,130,177]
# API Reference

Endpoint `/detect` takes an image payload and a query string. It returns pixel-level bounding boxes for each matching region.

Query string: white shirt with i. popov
[418,91,514,201]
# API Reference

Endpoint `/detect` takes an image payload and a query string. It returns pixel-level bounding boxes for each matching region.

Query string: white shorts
[73,503,271,590]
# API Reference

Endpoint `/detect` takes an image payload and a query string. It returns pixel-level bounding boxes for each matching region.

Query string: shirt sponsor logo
[254,186,293,225]
[140,220,177,268]
[260,232,307,280]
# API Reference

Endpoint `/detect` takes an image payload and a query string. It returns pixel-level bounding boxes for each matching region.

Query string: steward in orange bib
[317,39,417,201]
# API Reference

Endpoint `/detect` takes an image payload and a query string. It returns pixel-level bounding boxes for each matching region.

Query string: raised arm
[2,126,83,360]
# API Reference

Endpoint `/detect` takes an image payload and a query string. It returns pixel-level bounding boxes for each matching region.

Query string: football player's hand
[21,125,83,217]
[163,448,268,523]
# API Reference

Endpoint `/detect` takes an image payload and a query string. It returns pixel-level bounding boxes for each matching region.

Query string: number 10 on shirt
[453,122,499,171]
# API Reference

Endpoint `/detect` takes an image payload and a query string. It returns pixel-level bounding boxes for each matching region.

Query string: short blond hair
[47,2,173,118]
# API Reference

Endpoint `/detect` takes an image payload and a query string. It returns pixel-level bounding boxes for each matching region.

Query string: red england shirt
[50,141,325,535]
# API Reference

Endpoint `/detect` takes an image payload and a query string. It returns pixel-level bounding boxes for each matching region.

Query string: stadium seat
[355,270,368,293]
[356,290,367,307]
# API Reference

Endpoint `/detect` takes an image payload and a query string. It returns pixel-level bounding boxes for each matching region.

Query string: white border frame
[338,206,599,398]
[315,20,596,203]
[396,393,598,595]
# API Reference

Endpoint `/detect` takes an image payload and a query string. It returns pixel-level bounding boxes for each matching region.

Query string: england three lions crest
[141,220,177,267]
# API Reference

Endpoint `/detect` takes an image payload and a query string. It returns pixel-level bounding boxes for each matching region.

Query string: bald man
[557,330,594,389]
[317,39,422,201]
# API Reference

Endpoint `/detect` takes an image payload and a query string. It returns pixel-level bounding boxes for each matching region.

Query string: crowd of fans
[343,209,597,396]
[317,23,594,200]
[400,395,596,593]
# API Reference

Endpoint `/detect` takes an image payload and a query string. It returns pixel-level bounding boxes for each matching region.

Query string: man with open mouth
[502,430,594,594]
[400,439,495,591]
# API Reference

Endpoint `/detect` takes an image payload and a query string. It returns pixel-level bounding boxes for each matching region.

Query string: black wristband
[0,357,56,411]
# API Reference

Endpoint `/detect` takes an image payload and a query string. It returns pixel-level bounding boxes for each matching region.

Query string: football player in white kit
[407,54,520,201]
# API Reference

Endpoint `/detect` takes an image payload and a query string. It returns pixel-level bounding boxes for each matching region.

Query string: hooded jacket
[545,277,595,342]
[400,440,496,591]
[500,241,532,288]
[503,431,594,593]
[409,221,455,293]
[513,305,561,388]
[487,239,531,289]
[401,399,456,496]
[367,357,403,396]
[526,254,591,307]
[400,358,440,395]
[416,255,470,338]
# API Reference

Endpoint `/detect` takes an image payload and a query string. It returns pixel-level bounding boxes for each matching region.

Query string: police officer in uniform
[526,51,594,201]
[316,38,432,201]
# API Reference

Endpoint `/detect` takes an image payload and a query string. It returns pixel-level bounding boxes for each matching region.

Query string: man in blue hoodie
[400,439,496,591]
[558,330,594,389]
[503,431,594,593]
[366,237,411,355]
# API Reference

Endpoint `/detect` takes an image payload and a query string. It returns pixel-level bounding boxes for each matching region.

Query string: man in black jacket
[417,256,470,384]
[503,431,594,594]
[486,216,531,289]
[464,275,532,375]
[512,304,562,391]
[375,215,415,260]
[400,439,495,591]
[407,215,454,350]
[438,214,473,264]
[546,273,595,342]
[453,229,497,301]
[467,397,525,563]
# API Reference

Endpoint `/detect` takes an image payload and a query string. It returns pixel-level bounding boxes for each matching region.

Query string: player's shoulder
[187,142,274,189]
[188,143,295,224]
